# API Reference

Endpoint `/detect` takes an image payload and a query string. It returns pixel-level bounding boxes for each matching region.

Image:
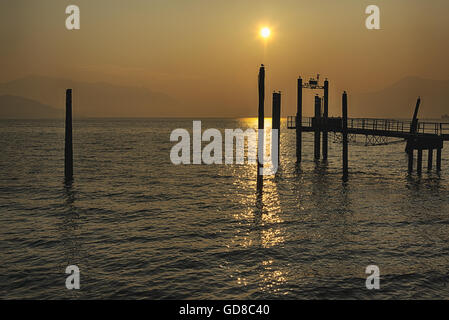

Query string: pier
[287,116,449,141]
[287,114,448,173]
[286,74,448,176]
[256,65,448,183]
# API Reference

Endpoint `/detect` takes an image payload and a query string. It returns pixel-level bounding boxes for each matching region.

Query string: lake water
[1,118,449,299]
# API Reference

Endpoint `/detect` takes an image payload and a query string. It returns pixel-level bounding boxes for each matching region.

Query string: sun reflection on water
[223,145,288,295]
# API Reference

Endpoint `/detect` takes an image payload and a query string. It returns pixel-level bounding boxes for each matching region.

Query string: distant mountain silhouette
[0,76,180,118]
[0,95,64,119]
[351,77,449,119]
[2,75,448,119]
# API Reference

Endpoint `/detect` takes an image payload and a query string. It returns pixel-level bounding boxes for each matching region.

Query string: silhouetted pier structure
[256,65,447,185]
[287,116,449,141]
[286,75,448,177]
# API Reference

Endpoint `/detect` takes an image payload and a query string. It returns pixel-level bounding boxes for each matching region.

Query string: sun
[260,27,271,39]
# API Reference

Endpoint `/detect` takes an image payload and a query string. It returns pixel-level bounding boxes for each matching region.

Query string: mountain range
[0,95,63,119]
[0,76,179,118]
[0,75,448,119]
[350,76,449,119]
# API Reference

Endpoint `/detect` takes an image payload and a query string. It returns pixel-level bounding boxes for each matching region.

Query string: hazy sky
[1,0,449,116]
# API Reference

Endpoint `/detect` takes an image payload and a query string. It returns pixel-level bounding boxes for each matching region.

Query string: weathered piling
[428,149,433,171]
[64,89,73,182]
[417,148,423,174]
[314,95,321,160]
[408,149,414,173]
[405,97,421,153]
[322,79,329,160]
[411,97,421,132]
[437,148,442,172]
[257,65,265,191]
[272,92,281,166]
[342,91,348,181]
[296,77,303,163]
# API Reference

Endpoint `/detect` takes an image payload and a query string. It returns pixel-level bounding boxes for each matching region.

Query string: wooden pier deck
[287,116,449,141]
[287,114,447,175]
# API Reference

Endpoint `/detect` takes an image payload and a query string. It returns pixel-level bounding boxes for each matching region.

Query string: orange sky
[1,0,449,117]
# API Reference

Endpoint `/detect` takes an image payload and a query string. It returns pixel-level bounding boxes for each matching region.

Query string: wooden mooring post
[296,77,303,163]
[342,91,349,181]
[272,91,281,166]
[314,95,321,160]
[257,65,265,191]
[405,97,421,153]
[64,89,73,182]
[322,79,329,160]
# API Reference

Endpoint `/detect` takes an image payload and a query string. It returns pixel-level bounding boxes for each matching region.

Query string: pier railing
[417,122,449,135]
[287,116,449,137]
[343,118,413,133]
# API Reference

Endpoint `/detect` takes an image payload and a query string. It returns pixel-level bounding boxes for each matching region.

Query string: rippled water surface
[1,118,449,299]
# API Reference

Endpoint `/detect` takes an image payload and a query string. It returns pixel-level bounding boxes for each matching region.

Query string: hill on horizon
[350,76,449,119]
[0,95,64,119]
[0,76,180,118]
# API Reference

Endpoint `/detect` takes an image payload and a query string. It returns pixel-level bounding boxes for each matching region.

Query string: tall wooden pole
[277,93,281,165]
[342,91,348,181]
[272,92,281,166]
[65,89,73,182]
[411,97,421,133]
[314,95,321,160]
[257,65,265,191]
[437,148,442,172]
[296,77,303,163]
[322,79,329,160]
[405,97,421,153]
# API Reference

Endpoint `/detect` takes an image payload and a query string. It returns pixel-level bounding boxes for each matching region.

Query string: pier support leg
[428,149,433,171]
[417,148,423,175]
[64,89,73,182]
[322,80,329,160]
[314,95,321,160]
[408,149,414,173]
[257,65,265,192]
[342,91,348,181]
[437,148,442,172]
[296,77,303,163]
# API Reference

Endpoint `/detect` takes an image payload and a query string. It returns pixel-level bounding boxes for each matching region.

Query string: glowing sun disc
[260,27,271,39]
